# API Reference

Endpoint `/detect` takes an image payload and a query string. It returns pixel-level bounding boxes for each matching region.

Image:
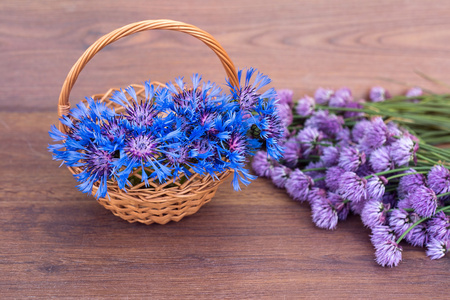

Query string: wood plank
[1,0,450,298]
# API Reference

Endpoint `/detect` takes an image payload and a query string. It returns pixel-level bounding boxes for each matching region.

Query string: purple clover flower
[338,146,366,172]
[370,224,397,246]
[358,117,388,154]
[366,176,388,201]
[352,119,371,143]
[295,95,315,117]
[325,166,345,192]
[389,208,419,238]
[350,199,367,215]
[336,128,352,147]
[427,165,450,196]
[369,86,390,102]
[410,185,438,218]
[276,102,293,127]
[251,150,275,178]
[285,169,314,202]
[304,110,344,138]
[344,100,365,119]
[427,211,450,241]
[391,135,418,167]
[426,238,449,260]
[404,222,428,247]
[406,87,423,102]
[337,172,367,204]
[282,138,302,168]
[320,146,339,167]
[329,87,352,108]
[356,163,375,178]
[361,200,389,229]
[328,192,350,220]
[296,127,322,157]
[314,87,333,105]
[375,240,403,267]
[398,169,427,198]
[271,165,292,188]
[276,89,294,107]
[310,193,339,230]
[369,146,394,173]
[304,161,326,189]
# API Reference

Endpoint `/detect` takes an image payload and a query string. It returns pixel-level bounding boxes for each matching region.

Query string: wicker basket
[57,20,240,225]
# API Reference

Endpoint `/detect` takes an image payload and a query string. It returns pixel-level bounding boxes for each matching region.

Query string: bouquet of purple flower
[50,69,284,200]
[253,86,450,267]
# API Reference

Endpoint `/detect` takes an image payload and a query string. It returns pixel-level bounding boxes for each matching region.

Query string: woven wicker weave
[58,20,239,224]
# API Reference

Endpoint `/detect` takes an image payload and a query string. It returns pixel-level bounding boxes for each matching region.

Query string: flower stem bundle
[253,86,450,267]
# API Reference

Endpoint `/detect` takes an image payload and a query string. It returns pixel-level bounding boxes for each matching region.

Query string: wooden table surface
[1,1,450,298]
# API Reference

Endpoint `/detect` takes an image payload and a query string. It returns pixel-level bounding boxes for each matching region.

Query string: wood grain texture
[1,1,450,298]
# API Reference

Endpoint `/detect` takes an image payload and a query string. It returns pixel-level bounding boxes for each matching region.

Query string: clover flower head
[410,185,438,218]
[369,86,390,102]
[276,89,294,107]
[314,87,334,105]
[295,95,315,117]
[427,211,450,241]
[375,239,403,267]
[426,238,449,260]
[427,165,450,196]
[362,199,390,229]
[311,193,339,230]
[338,146,366,172]
[337,172,367,204]
[285,169,314,202]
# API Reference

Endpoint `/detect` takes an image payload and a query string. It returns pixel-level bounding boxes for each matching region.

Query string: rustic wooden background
[1,0,450,298]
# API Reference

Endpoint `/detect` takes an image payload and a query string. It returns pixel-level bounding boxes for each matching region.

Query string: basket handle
[58,19,239,127]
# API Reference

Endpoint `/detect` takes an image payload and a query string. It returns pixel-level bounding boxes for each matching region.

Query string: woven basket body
[58,20,239,224]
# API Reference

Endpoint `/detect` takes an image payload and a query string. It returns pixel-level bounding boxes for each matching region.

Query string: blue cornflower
[75,145,114,199]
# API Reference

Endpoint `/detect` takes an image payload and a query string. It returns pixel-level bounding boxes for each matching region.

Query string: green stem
[416,153,441,166]
[396,206,450,244]
[437,191,450,198]
[314,176,325,182]
[302,167,327,172]
[364,166,432,179]
[385,171,428,181]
